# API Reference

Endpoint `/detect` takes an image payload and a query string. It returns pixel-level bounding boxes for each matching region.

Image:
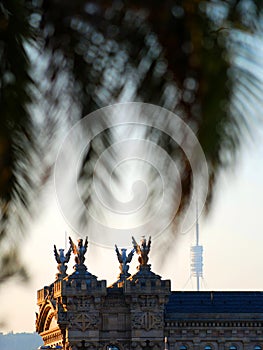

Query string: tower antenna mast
[190,201,203,291]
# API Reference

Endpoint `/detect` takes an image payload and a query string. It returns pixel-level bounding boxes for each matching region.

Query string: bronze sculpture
[115,244,134,276]
[53,245,71,278]
[132,235,151,266]
[69,236,88,265]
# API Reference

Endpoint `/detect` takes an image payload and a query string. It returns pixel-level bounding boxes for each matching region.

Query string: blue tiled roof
[165,291,263,314]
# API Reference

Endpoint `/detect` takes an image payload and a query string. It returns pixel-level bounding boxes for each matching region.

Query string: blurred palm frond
[1,0,263,281]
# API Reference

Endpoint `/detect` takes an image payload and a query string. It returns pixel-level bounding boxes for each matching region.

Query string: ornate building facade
[36,237,263,350]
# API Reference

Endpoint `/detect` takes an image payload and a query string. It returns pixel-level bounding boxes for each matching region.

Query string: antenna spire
[196,200,199,246]
[190,201,203,291]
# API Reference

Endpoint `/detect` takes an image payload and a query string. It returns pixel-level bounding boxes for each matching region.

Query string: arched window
[254,347,262,350]
[180,346,187,350]
[204,346,212,350]
[107,346,120,350]
[229,346,237,350]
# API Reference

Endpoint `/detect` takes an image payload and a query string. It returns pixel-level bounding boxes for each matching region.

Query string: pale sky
[1,129,263,334]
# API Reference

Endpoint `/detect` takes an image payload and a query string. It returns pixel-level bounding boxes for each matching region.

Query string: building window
[204,346,212,350]
[107,346,120,350]
[179,346,187,350]
[229,347,237,350]
[254,347,262,350]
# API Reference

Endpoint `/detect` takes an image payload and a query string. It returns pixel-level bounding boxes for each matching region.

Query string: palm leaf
[1,0,263,280]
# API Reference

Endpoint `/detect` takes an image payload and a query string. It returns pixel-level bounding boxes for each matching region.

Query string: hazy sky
[1,128,263,334]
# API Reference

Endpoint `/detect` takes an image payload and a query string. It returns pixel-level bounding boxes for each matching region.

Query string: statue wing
[127,248,135,263]
[54,245,60,263]
[69,236,77,254]
[147,236,152,250]
[115,244,122,263]
[84,236,88,250]
[132,236,140,254]
[65,246,72,262]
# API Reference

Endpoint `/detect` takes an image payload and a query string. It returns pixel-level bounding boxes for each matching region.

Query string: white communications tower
[190,205,203,291]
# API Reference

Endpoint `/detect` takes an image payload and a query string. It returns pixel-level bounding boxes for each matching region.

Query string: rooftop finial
[69,236,88,271]
[115,244,135,281]
[132,235,151,267]
[53,244,71,279]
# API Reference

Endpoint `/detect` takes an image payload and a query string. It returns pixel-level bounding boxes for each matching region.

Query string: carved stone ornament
[138,295,158,308]
[70,312,99,331]
[132,311,163,331]
[131,341,161,350]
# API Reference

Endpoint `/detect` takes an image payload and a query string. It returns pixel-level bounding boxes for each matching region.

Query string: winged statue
[53,245,72,278]
[115,244,135,275]
[132,235,151,266]
[69,236,88,265]
[54,245,71,264]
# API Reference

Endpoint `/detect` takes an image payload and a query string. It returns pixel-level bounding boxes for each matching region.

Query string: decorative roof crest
[53,244,71,280]
[132,235,151,267]
[115,244,135,281]
[69,236,88,272]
